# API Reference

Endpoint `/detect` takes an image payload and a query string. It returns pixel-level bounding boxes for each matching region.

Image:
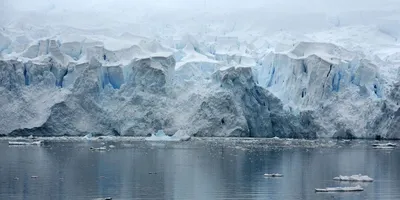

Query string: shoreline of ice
[1,136,399,148]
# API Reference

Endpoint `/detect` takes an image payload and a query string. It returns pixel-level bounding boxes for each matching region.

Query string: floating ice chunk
[372,143,397,147]
[8,141,42,146]
[373,146,395,149]
[145,130,191,142]
[272,136,280,140]
[173,130,191,141]
[98,136,117,140]
[315,185,363,192]
[90,146,107,151]
[264,173,283,177]
[333,174,373,182]
[146,130,179,141]
[109,145,116,148]
[93,198,112,200]
[83,133,93,140]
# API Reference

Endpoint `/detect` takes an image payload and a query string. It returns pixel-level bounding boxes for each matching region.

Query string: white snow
[333,175,374,182]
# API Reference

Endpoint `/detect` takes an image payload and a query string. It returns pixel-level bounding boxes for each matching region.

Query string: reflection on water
[0,139,399,200]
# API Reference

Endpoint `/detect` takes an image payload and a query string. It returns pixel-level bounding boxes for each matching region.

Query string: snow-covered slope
[1,1,400,138]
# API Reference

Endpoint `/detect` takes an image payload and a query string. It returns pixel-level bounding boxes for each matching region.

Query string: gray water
[0,138,399,200]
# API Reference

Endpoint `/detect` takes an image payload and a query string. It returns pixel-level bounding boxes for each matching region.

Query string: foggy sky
[1,0,400,34]
[4,0,400,14]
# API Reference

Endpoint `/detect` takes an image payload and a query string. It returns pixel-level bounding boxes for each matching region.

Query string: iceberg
[372,143,397,147]
[373,146,395,149]
[145,130,190,142]
[333,175,374,182]
[264,173,283,177]
[315,185,363,192]
[83,134,94,140]
[90,146,107,151]
[8,140,43,146]
[92,198,112,200]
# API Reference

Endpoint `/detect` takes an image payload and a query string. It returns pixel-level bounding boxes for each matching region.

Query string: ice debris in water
[333,174,374,182]
[315,185,363,192]
[264,173,283,177]
[90,146,107,151]
[155,130,166,137]
[8,140,42,146]
[83,133,93,140]
[373,145,395,149]
[145,130,191,142]
[372,143,397,147]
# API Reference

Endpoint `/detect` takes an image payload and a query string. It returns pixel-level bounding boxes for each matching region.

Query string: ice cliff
[0,27,399,138]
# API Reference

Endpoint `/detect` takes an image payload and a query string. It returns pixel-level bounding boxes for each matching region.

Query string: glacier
[1,5,400,139]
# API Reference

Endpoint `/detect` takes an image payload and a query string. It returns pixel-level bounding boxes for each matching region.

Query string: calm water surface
[0,138,399,200]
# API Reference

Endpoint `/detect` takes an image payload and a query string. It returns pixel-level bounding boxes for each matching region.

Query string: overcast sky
[3,0,400,13]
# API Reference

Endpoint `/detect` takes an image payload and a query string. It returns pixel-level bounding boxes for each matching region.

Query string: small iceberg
[372,143,397,147]
[93,198,112,200]
[8,140,43,146]
[145,130,191,142]
[264,173,283,177]
[315,185,363,192]
[333,174,373,182]
[90,146,107,151]
[373,146,395,149]
[27,135,36,139]
[83,133,94,140]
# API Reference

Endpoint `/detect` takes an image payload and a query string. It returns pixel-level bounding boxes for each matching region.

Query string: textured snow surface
[1,1,400,138]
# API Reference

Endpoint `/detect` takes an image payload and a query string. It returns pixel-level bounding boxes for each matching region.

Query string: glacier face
[254,42,388,138]
[0,54,318,138]
[0,23,399,138]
